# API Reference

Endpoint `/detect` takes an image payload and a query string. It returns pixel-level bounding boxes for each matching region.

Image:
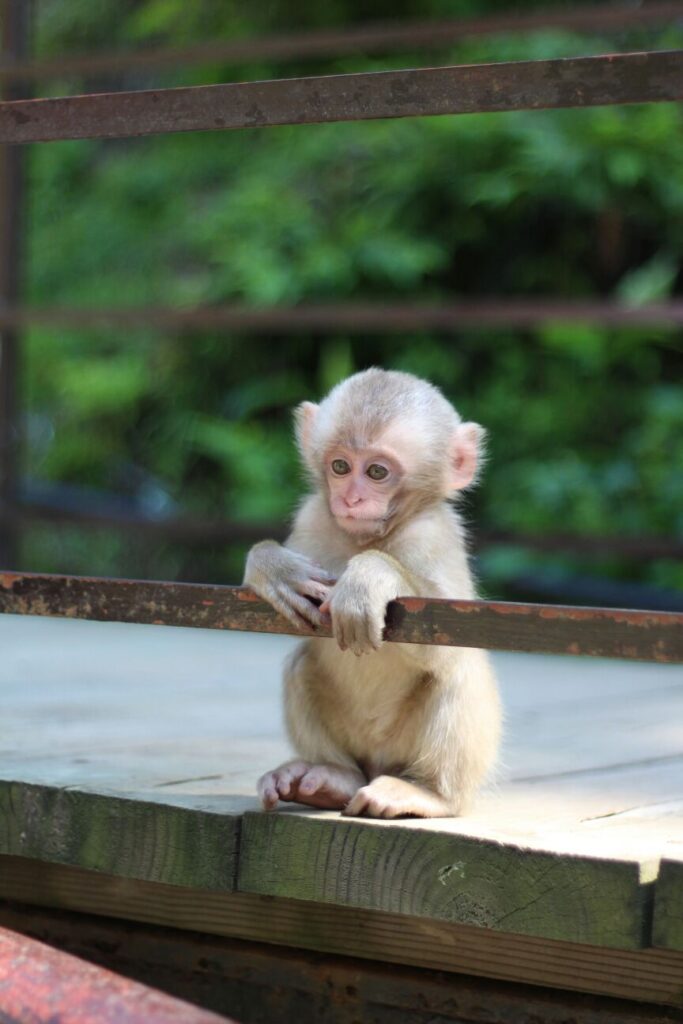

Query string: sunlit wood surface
[1,613,682,1000]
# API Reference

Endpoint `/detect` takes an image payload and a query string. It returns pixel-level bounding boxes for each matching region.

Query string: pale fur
[244,369,502,818]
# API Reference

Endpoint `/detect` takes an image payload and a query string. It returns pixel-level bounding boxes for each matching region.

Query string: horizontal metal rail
[0,571,681,662]
[3,299,683,331]
[1,2,681,83]
[5,492,683,561]
[1,50,682,144]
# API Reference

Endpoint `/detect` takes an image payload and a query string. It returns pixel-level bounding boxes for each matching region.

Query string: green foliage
[21,1,683,591]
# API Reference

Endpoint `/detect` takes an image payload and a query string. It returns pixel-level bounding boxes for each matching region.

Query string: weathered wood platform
[1,613,682,1008]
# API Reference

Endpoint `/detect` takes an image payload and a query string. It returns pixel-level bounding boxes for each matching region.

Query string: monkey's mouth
[335,513,391,535]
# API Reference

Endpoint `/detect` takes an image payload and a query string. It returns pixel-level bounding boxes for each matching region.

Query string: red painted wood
[0,926,235,1023]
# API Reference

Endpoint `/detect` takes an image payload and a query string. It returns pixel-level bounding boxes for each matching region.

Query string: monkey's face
[325,445,404,538]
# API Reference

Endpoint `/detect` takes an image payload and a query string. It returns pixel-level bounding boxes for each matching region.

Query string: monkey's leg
[343,775,455,819]
[258,760,366,811]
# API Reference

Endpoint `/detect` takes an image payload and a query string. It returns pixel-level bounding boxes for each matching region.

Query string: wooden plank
[237,812,656,949]
[653,857,683,951]
[1,571,682,662]
[2,2,682,84]
[2,618,681,955]
[1,858,682,1007]
[0,780,242,890]
[1,51,682,145]
[0,923,231,1023]
[3,903,682,1024]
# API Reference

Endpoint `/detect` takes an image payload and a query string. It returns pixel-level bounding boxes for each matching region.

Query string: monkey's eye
[367,464,389,481]
[331,458,351,476]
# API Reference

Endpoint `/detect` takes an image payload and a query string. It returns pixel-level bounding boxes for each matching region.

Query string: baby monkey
[244,368,501,818]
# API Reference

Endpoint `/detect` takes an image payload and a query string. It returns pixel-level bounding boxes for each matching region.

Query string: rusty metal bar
[1,2,682,84]
[0,571,680,662]
[0,0,29,568]
[1,50,682,145]
[2,298,683,331]
[0,925,233,1023]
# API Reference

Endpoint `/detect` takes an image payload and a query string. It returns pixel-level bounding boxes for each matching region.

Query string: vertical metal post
[0,0,30,567]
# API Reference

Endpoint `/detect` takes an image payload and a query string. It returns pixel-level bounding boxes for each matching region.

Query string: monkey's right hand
[244,540,334,632]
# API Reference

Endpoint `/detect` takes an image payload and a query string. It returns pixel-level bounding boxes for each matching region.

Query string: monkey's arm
[243,540,333,631]
[321,549,438,659]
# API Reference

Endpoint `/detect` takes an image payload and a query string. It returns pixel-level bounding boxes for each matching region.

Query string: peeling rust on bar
[0,571,680,663]
[0,926,231,1023]
[0,50,681,145]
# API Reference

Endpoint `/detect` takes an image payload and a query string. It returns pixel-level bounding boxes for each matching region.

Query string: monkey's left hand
[320,551,404,656]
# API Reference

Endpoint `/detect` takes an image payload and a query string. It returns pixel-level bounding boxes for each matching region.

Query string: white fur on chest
[311,637,430,765]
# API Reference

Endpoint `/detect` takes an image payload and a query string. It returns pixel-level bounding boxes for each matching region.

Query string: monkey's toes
[343,792,407,818]
[297,771,325,796]
[257,775,280,810]
[257,760,313,809]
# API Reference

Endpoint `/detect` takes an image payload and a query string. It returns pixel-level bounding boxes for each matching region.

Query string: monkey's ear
[294,401,320,468]
[448,422,486,491]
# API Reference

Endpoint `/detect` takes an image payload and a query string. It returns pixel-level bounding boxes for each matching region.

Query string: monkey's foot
[343,775,456,819]
[258,760,366,811]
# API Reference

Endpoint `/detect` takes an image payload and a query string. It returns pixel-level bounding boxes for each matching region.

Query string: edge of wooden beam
[237,811,658,950]
[652,857,683,951]
[0,780,243,890]
[3,854,680,1004]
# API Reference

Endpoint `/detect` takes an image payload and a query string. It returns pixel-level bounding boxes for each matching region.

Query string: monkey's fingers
[286,590,330,630]
[365,609,385,651]
[268,584,326,632]
[296,579,333,605]
[310,567,335,584]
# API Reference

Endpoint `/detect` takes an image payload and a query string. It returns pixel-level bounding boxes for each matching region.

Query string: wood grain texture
[0,781,241,890]
[238,812,655,949]
[1,51,682,144]
[1,857,682,1007]
[3,903,682,1024]
[652,857,683,951]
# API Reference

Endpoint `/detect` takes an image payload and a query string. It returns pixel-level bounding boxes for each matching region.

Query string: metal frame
[0,0,29,569]
[0,12,681,660]
[0,924,232,1024]
[1,299,683,331]
[1,1,681,84]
